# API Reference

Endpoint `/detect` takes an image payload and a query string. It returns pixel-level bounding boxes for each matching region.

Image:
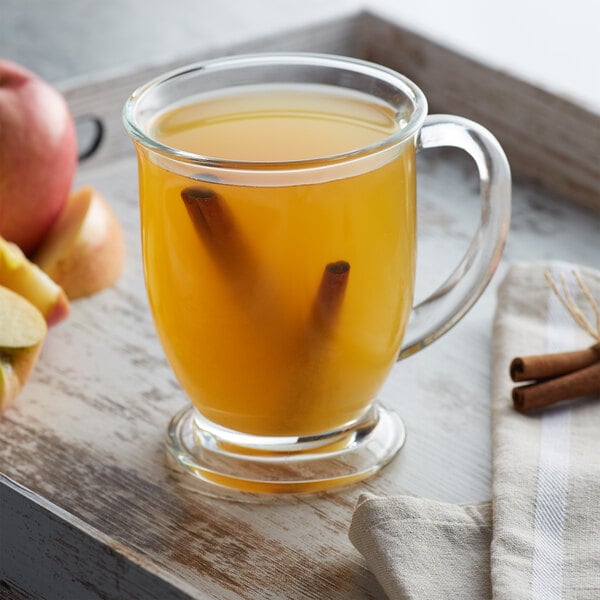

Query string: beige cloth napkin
[350,262,600,599]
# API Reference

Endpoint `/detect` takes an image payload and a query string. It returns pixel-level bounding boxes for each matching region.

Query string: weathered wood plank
[0,474,197,600]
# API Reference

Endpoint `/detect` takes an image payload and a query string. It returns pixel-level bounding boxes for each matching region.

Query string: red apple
[0,60,77,255]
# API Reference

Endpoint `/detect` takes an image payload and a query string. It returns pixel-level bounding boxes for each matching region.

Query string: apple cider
[137,85,416,437]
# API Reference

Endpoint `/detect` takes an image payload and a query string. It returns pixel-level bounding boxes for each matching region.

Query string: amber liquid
[138,85,416,437]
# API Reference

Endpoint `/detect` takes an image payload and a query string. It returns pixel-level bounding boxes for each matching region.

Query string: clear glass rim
[122,52,428,171]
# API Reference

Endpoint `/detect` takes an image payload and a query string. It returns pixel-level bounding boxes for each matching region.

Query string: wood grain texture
[0,475,195,599]
[1,12,599,600]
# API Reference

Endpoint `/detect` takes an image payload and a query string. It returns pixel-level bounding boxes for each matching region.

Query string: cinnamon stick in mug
[287,260,351,417]
[512,361,600,413]
[510,343,600,382]
[181,186,251,276]
[182,185,286,325]
[312,260,350,332]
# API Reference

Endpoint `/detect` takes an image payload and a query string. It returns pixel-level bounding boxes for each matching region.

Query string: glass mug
[123,53,510,494]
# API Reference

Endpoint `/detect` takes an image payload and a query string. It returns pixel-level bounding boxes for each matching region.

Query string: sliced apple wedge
[34,186,125,300]
[0,285,47,413]
[0,236,69,326]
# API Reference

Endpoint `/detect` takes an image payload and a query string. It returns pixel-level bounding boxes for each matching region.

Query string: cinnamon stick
[510,343,600,382]
[181,186,252,280]
[311,260,350,332]
[512,361,600,413]
[285,260,351,417]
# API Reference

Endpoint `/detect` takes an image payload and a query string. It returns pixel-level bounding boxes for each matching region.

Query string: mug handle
[398,114,511,359]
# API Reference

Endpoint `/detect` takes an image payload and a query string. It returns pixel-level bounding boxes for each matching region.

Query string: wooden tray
[1,11,599,599]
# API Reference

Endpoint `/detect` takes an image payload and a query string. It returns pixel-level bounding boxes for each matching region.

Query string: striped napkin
[349,262,600,599]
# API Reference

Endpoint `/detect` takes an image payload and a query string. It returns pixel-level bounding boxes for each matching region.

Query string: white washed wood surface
[1,13,599,600]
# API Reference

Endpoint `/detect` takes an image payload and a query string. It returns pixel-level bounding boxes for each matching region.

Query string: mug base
[165,402,406,495]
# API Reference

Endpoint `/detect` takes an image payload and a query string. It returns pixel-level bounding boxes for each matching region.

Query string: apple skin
[0,285,47,413]
[0,59,77,255]
[34,186,125,300]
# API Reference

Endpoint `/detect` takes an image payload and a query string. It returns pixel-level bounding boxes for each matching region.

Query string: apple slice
[0,285,47,413]
[0,236,69,326]
[34,186,125,300]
